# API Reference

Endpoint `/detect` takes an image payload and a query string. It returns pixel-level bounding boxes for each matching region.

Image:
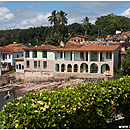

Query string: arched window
[67,64,72,72]
[19,64,21,70]
[80,63,88,73]
[55,64,59,72]
[74,64,78,72]
[101,64,110,74]
[16,65,18,69]
[90,63,98,73]
[61,64,65,72]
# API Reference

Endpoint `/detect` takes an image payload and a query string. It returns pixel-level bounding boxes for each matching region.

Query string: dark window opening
[26,50,30,58]
[34,61,37,68]
[26,61,30,68]
[33,50,37,58]
[43,51,47,58]
[43,61,47,69]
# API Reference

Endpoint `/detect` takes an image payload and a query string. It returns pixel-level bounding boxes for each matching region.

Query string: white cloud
[121,8,130,17]
[0,12,51,30]
[0,7,15,22]
[19,13,51,28]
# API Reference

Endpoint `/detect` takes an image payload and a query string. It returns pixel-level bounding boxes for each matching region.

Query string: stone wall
[24,71,54,81]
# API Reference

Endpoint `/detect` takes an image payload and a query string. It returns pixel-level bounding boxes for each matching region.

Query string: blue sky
[0,1,130,30]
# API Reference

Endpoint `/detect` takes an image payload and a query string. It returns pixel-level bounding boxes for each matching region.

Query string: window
[106,52,112,59]
[26,50,30,58]
[16,65,18,69]
[33,50,37,58]
[38,61,40,68]
[9,55,11,59]
[55,64,59,72]
[17,55,19,58]
[26,61,30,68]
[60,52,63,58]
[86,52,88,61]
[80,52,84,60]
[34,61,37,68]
[43,61,47,69]
[19,64,21,69]
[43,51,47,58]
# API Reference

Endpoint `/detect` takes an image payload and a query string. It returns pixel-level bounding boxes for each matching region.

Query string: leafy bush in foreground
[0,76,130,129]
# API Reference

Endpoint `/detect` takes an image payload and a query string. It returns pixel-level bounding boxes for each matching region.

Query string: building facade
[15,44,120,81]
[0,43,32,72]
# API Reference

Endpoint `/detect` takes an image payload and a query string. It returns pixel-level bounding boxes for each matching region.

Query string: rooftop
[106,34,128,41]
[52,44,120,51]
[0,43,32,54]
[24,45,57,50]
[14,56,24,61]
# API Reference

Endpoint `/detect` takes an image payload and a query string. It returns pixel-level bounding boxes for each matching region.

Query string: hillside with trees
[0,12,130,46]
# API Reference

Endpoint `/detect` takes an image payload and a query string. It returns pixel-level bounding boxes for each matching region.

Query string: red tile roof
[25,45,57,50]
[14,57,24,61]
[120,51,127,54]
[0,43,32,53]
[52,44,120,51]
[106,35,128,41]
[121,31,130,35]
[69,35,88,39]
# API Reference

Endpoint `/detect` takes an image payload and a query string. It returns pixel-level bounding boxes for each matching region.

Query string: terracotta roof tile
[14,57,24,61]
[106,35,128,41]
[68,35,88,40]
[52,44,120,51]
[0,43,32,53]
[121,31,130,35]
[120,51,127,54]
[25,45,57,50]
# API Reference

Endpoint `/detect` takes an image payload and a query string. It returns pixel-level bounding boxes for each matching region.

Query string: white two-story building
[0,43,32,71]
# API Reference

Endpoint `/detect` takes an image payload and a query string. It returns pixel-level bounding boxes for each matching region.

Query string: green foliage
[0,13,130,46]
[122,49,130,75]
[113,65,123,80]
[1,76,130,129]
[95,13,130,39]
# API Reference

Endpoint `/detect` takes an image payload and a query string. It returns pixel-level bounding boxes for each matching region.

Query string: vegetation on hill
[122,47,130,75]
[0,13,130,46]
[0,75,130,129]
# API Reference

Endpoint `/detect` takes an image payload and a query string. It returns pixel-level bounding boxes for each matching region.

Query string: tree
[48,10,58,26]
[57,10,68,25]
[122,47,130,75]
[81,17,91,35]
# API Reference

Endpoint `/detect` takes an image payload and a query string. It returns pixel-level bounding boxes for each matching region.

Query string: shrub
[0,76,130,129]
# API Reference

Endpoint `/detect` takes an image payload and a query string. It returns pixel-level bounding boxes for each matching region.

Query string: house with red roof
[14,44,120,80]
[0,43,32,71]
[67,35,89,45]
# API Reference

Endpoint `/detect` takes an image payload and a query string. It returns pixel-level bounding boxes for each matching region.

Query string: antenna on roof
[60,41,64,48]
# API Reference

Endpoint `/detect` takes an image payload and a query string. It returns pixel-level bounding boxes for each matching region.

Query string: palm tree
[57,10,68,25]
[48,10,58,26]
[82,17,91,35]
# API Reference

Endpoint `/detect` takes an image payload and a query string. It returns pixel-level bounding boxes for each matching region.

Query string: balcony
[90,56,98,61]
